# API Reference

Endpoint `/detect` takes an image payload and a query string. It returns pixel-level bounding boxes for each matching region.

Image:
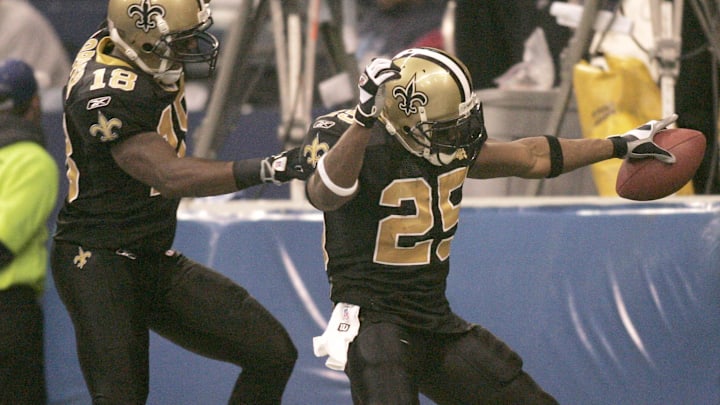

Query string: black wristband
[544,135,563,178]
[0,240,14,269]
[232,158,263,190]
[609,136,628,158]
[354,106,376,128]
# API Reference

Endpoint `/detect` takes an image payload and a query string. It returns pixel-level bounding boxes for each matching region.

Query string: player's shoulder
[310,109,355,137]
[66,33,162,108]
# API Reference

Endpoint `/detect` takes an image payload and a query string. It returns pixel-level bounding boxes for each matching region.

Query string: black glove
[608,114,678,163]
[354,58,401,128]
[260,147,308,184]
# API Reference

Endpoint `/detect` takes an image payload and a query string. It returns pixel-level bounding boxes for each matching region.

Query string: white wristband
[316,155,358,197]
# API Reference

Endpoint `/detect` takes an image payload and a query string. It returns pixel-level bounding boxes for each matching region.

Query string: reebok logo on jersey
[87,96,112,110]
[313,119,335,129]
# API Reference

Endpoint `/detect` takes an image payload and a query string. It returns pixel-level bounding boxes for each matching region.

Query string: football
[616,128,706,201]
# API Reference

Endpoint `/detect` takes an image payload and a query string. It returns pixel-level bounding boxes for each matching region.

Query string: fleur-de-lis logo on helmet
[89,112,121,142]
[392,74,428,117]
[303,135,329,168]
[127,0,166,33]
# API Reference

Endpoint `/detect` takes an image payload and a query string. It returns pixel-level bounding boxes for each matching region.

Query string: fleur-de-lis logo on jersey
[127,0,166,33]
[73,247,92,269]
[89,112,121,142]
[392,74,428,117]
[303,135,329,168]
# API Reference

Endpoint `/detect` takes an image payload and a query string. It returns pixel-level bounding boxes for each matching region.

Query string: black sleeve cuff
[232,158,263,190]
[609,136,628,158]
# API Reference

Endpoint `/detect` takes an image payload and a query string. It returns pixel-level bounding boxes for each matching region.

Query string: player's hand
[260,147,308,184]
[354,58,401,128]
[609,114,677,163]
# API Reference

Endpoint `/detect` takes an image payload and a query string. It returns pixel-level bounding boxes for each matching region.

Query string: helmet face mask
[406,102,487,165]
[381,48,488,166]
[107,0,219,84]
[149,18,218,67]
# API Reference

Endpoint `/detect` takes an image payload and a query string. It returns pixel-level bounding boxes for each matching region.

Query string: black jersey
[54,30,187,252]
[301,110,476,333]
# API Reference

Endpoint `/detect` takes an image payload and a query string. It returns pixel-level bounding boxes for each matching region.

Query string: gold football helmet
[380,48,487,166]
[107,0,219,84]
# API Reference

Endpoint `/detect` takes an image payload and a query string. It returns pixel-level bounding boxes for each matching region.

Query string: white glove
[260,147,307,185]
[354,58,401,128]
[608,114,678,164]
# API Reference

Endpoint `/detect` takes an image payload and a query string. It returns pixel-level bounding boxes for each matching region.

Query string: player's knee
[254,330,297,374]
[458,326,524,383]
[273,337,298,371]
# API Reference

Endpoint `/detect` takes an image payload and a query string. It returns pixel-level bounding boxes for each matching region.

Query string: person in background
[454,0,571,89]
[51,0,307,403]
[0,0,71,89]
[303,47,676,404]
[0,58,59,405]
[676,3,719,194]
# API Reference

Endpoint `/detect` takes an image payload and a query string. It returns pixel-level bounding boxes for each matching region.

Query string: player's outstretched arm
[468,115,678,180]
[111,131,306,198]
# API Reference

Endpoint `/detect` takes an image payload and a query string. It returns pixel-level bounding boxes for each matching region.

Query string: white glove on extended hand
[608,114,678,164]
[260,147,307,185]
[354,58,401,128]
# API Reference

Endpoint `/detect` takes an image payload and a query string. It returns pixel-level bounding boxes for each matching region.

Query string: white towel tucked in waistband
[313,302,360,371]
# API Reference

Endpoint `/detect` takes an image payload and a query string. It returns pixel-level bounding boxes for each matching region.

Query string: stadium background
[23,1,720,403]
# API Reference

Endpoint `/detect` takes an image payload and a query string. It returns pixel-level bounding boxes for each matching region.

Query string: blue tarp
[44,200,720,404]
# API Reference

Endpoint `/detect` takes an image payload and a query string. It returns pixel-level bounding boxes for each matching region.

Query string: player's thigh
[346,321,420,405]
[419,325,526,404]
[149,252,296,367]
[50,242,151,399]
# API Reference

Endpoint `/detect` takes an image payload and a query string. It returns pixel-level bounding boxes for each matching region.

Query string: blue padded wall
[44,201,720,404]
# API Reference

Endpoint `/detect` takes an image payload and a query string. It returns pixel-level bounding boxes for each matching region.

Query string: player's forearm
[511,136,615,179]
[556,138,615,173]
[307,123,371,210]
[154,159,245,198]
[322,123,371,185]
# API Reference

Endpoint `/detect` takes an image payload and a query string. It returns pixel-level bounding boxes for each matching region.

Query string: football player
[304,48,677,404]
[51,0,304,403]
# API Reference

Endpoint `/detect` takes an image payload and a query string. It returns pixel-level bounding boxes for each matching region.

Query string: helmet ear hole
[141,43,154,53]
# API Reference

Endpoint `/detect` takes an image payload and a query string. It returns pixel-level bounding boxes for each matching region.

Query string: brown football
[616,128,706,201]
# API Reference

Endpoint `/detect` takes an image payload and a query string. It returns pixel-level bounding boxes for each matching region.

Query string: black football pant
[51,242,297,405]
[346,321,558,405]
[0,285,46,405]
